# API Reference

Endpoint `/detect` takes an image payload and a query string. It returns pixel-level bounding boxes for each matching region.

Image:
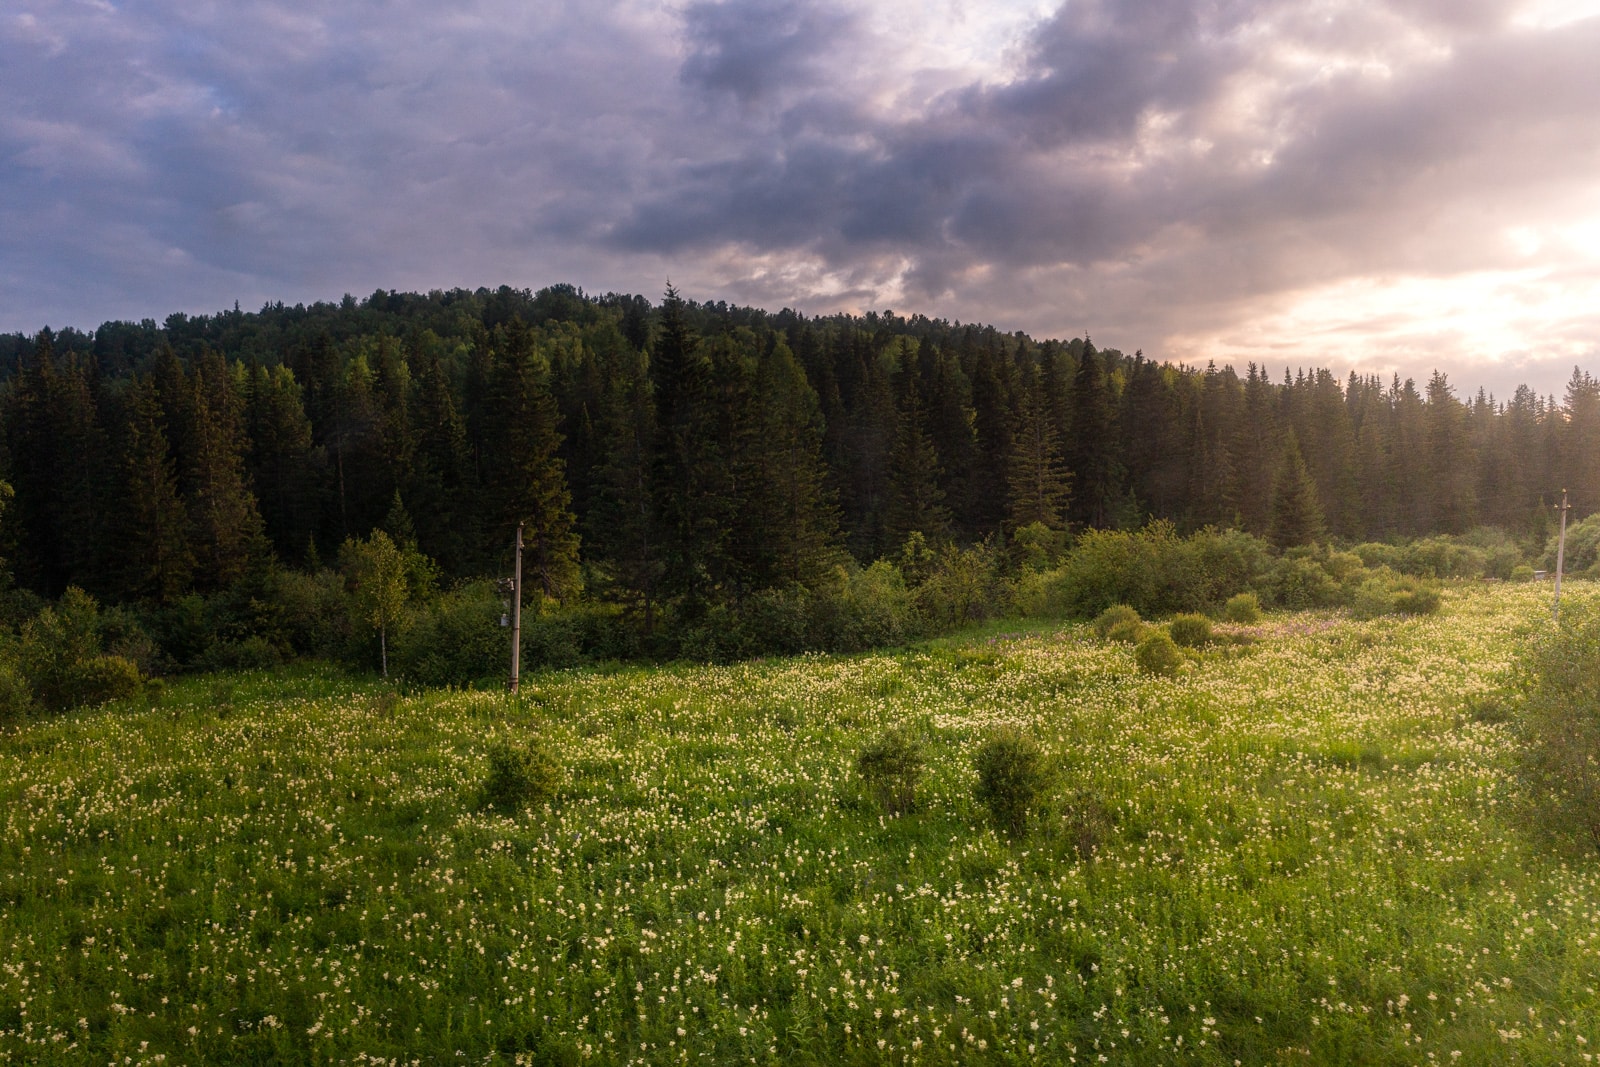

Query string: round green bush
[69,655,142,708]
[973,729,1053,838]
[1093,604,1141,640]
[1105,617,1148,644]
[1221,591,1261,624]
[1511,564,1535,582]
[857,727,924,815]
[482,738,562,813]
[1167,613,1213,648]
[1392,585,1442,616]
[1135,631,1184,676]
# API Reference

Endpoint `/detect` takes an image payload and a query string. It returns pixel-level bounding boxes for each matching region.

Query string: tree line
[1,283,1594,625]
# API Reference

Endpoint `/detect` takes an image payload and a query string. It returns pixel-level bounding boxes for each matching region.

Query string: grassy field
[2,583,1598,1065]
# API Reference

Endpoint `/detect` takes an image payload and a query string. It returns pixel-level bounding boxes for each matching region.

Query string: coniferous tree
[1007,365,1071,531]
[1424,371,1477,534]
[116,374,193,602]
[650,287,721,607]
[186,354,266,590]
[966,344,1014,535]
[243,360,321,564]
[1269,431,1326,549]
[747,338,840,586]
[407,348,473,574]
[480,324,581,604]
[1067,339,1117,528]
[587,344,663,628]
[1233,364,1278,534]
[885,344,951,547]
[1560,368,1600,515]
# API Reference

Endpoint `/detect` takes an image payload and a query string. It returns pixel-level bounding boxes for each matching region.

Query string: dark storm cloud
[681,0,860,103]
[2,0,1597,394]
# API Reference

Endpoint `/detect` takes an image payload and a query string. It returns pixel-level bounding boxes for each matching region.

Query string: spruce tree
[587,345,663,628]
[1067,339,1116,528]
[747,338,840,587]
[117,375,193,602]
[1007,365,1071,531]
[1269,431,1326,549]
[885,345,951,546]
[186,355,267,590]
[481,324,581,604]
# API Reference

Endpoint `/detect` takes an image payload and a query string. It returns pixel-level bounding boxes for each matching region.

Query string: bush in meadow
[1255,555,1340,609]
[1221,591,1261,623]
[1348,574,1444,620]
[857,727,924,815]
[0,639,33,725]
[1167,613,1213,648]
[1545,513,1600,575]
[1092,604,1141,640]
[974,729,1053,838]
[482,737,562,813]
[17,587,143,711]
[1518,603,1600,848]
[1134,630,1184,676]
[1063,790,1115,860]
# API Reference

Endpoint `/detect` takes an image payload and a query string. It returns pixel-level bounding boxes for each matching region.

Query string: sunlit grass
[2,584,1597,1064]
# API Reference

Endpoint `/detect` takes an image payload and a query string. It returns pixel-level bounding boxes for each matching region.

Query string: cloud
[1,0,1596,396]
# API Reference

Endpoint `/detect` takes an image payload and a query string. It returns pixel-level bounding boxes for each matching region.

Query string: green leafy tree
[342,530,408,677]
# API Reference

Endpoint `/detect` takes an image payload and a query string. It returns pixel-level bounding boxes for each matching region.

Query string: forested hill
[0,283,1594,608]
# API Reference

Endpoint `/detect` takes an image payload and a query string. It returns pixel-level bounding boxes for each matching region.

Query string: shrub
[196,636,283,672]
[1063,791,1115,860]
[1167,613,1213,648]
[482,738,562,813]
[1255,556,1339,609]
[1092,604,1141,640]
[390,582,505,687]
[69,656,143,708]
[857,727,924,815]
[1047,523,1270,619]
[974,729,1053,838]
[0,640,32,726]
[1349,575,1443,619]
[1543,513,1600,575]
[806,563,919,654]
[913,540,1009,629]
[1512,564,1535,582]
[18,588,144,711]
[1134,630,1184,676]
[1392,583,1442,616]
[1518,605,1600,848]
[1105,617,1149,644]
[1221,591,1261,624]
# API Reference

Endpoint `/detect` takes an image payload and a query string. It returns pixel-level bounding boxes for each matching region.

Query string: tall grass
[1,585,1597,1064]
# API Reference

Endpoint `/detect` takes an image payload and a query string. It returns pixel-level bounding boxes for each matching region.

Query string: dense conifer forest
[0,283,1593,685]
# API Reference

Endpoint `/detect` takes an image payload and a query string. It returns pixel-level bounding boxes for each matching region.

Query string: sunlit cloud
[0,0,1595,396]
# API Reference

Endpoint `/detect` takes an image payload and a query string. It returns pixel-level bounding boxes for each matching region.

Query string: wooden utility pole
[1553,489,1570,622]
[511,523,524,693]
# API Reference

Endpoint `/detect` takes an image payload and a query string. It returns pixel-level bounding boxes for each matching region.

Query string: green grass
[2,584,1599,1064]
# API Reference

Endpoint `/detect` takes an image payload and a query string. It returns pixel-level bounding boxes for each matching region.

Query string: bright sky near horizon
[3,0,1598,398]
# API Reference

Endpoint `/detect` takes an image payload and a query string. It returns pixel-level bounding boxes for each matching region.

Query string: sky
[3,0,1599,399]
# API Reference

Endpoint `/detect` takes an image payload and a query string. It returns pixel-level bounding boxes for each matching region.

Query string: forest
[0,283,1594,690]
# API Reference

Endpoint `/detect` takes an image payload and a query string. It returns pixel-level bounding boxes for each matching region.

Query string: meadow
[2,582,1597,1065]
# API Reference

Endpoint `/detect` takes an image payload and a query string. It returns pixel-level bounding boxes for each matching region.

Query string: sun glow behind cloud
[1,0,1597,397]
